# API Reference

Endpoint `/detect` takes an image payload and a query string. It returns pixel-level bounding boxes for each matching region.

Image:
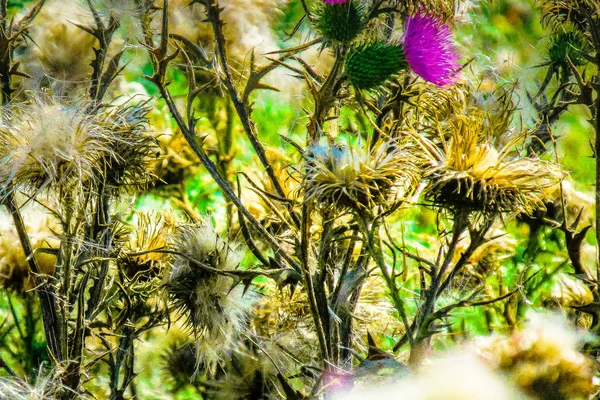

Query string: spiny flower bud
[315,1,365,44]
[345,42,407,90]
[547,30,590,68]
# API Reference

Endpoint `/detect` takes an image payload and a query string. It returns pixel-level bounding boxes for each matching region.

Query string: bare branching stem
[595,57,600,283]
[357,215,413,347]
[200,0,288,200]
[301,203,330,363]
[3,190,63,361]
[156,82,301,272]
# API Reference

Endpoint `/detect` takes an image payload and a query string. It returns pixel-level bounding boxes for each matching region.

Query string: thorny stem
[200,0,288,201]
[301,203,330,363]
[109,325,135,400]
[86,181,113,320]
[306,46,345,144]
[155,82,301,272]
[407,213,468,364]
[146,0,301,272]
[3,191,63,361]
[0,0,63,365]
[595,54,600,284]
[357,215,413,348]
[86,0,120,105]
[0,5,64,361]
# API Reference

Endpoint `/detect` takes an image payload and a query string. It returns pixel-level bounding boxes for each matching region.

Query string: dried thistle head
[17,1,96,93]
[384,0,457,22]
[166,222,257,368]
[419,109,564,215]
[0,205,59,292]
[201,347,282,400]
[118,211,178,279]
[253,282,321,370]
[0,95,114,193]
[153,129,199,188]
[169,0,286,61]
[95,102,160,191]
[477,312,594,400]
[303,138,420,214]
[411,85,468,129]
[0,95,159,196]
[541,179,594,227]
[353,274,406,340]
[243,146,300,232]
[542,273,593,309]
[162,337,199,389]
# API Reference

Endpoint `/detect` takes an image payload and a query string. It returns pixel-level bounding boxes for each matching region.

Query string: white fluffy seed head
[0,95,114,192]
[167,221,256,369]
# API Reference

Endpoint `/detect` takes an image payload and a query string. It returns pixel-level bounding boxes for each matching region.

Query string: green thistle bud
[547,30,590,68]
[315,1,365,44]
[345,42,407,90]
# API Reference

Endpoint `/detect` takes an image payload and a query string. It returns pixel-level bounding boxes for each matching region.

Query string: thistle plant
[345,10,460,90]
[303,138,420,213]
[0,0,599,398]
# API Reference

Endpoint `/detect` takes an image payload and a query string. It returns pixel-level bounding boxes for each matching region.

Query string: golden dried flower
[0,205,60,292]
[18,2,96,93]
[303,139,420,213]
[118,211,178,279]
[419,110,563,215]
[544,273,593,309]
[169,0,286,60]
[153,129,199,188]
[452,227,517,290]
[161,336,199,389]
[0,95,159,196]
[477,312,594,400]
[541,179,594,227]
[243,146,300,232]
[0,371,78,400]
[95,102,160,191]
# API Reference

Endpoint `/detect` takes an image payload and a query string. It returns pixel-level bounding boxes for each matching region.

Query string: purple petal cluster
[323,0,347,4]
[402,12,460,87]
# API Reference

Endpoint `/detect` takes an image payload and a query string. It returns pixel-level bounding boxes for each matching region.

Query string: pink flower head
[323,0,347,4]
[401,11,460,86]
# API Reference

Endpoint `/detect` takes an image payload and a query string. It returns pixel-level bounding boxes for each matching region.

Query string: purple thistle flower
[323,0,347,4]
[401,11,460,87]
